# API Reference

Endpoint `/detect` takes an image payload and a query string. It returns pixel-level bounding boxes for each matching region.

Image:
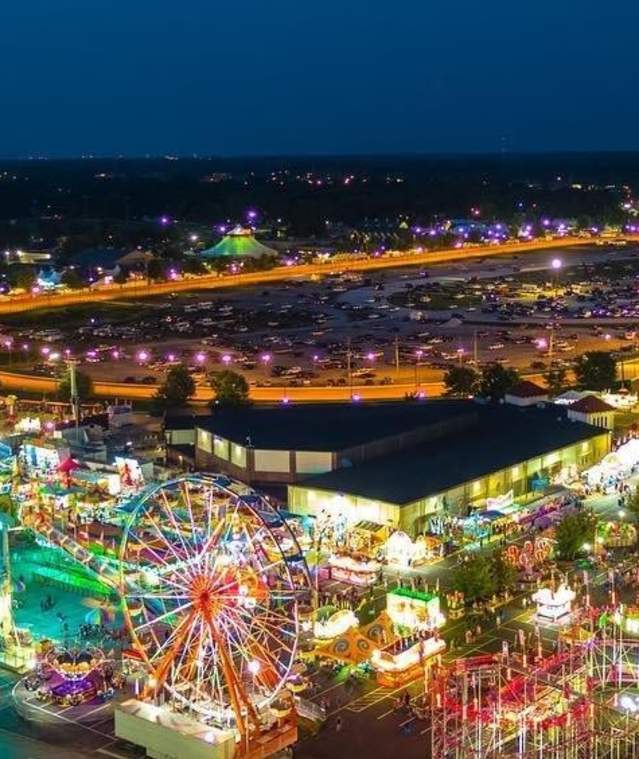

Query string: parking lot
[3,243,639,391]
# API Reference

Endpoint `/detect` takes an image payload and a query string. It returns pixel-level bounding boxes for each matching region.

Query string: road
[4,358,639,403]
[0,237,607,316]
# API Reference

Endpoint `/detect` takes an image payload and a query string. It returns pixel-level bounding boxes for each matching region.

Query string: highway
[0,236,605,316]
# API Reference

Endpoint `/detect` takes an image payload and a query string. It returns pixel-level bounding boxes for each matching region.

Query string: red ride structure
[429,627,639,758]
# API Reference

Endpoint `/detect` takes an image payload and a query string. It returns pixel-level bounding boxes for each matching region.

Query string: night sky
[2,0,638,157]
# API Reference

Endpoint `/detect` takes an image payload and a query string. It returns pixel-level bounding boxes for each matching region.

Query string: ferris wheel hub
[189,573,226,618]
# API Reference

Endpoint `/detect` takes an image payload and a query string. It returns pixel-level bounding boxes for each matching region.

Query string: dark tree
[554,509,597,560]
[478,363,520,400]
[146,258,166,282]
[153,363,196,412]
[57,368,93,401]
[544,366,568,397]
[60,269,85,289]
[453,554,496,601]
[209,370,250,407]
[574,351,617,391]
[443,366,479,397]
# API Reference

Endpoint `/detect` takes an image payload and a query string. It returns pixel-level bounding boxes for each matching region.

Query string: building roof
[506,380,547,398]
[298,404,608,505]
[201,226,278,259]
[569,395,615,414]
[196,400,474,451]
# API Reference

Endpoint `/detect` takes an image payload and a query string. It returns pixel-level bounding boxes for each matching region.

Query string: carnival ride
[429,626,639,758]
[19,473,312,756]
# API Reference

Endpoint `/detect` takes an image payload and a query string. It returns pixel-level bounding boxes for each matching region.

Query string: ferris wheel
[119,475,310,734]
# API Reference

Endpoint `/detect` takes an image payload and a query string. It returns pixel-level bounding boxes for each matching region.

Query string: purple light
[41,346,50,356]
[366,352,375,361]
[137,350,149,363]
[111,350,120,359]
[222,354,232,365]
[352,394,361,402]
[261,353,271,363]
[167,353,176,362]
[282,397,290,405]
[195,352,206,363]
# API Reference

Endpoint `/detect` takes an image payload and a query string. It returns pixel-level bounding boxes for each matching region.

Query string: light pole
[414,349,423,388]
[551,257,562,298]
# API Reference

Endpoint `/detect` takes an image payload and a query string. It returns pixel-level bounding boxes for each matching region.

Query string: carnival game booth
[371,635,445,688]
[313,608,359,640]
[347,520,389,559]
[386,587,445,632]
[597,521,637,549]
[384,530,433,568]
[328,552,381,587]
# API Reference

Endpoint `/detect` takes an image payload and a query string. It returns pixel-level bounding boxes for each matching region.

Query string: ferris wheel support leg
[207,618,261,755]
[143,607,198,702]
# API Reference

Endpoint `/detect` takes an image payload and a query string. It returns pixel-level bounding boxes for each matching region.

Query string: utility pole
[394,336,400,377]
[67,359,80,433]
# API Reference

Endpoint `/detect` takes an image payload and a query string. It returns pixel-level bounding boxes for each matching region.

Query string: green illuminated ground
[10,544,120,643]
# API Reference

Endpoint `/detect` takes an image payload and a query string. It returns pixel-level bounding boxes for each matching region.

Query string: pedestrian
[335,716,343,733]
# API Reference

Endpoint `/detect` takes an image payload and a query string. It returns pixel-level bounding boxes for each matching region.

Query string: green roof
[389,586,437,603]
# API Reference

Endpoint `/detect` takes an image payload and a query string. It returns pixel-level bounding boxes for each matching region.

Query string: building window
[197,429,212,454]
[254,449,290,473]
[231,443,246,468]
[213,436,229,460]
